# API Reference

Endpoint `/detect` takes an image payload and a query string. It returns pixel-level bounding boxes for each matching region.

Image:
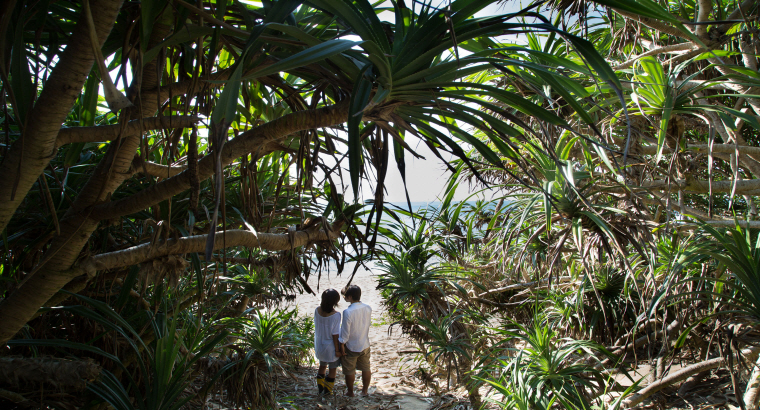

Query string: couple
[313,285,372,397]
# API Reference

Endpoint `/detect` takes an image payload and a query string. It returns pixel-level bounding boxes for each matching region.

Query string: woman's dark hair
[320,289,340,313]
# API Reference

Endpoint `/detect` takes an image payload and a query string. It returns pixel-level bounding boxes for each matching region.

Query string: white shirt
[314,308,341,363]
[339,302,372,352]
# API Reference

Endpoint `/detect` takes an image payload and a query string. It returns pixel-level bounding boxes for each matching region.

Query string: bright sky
[353,1,527,203]
[101,1,529,203]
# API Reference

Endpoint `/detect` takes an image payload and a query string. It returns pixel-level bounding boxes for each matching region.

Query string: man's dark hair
[344,285,361,301]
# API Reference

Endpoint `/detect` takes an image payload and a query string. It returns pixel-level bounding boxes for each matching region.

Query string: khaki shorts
[341,347,371,376]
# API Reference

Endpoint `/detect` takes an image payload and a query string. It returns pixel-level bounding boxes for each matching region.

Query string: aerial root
[619,345,760,408]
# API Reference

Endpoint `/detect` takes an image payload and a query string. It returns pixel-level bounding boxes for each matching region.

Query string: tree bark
[744,352,760,410]
[742,350,760,410]
[641,178,760,194]
[621,346,760,408]
[81,223,343,274]
[613,43,695,70]
[0,5,176,346]
[90,101,351,220]
[131,157,188,178]
[0,357,101,391]
[0,0,125,233]
[0,102,351,345]
[56,116,199,146]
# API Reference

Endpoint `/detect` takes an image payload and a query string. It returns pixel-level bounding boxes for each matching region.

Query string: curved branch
[744,352,760,409]
[56,116,200,146]
[477,276,574,297]
[639,196,712,220]
[611,9,693,42]
[696,0,712,37]
[717,0,759,33]
[621,345,760,408]
[598,320,680,370]
[89,101,350,220]
[614,43,695,70]
[80,222,343,273]
[682,220,760,229]
[637,141,760,178]
[131,157,187,178]
[637,143,760,157]
[641,178,760,194]
[0,0,125,234]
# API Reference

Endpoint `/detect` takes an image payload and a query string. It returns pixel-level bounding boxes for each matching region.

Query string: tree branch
[637,143,760,157]
[80,222,343,274]
[621,345,760,408]
[639,196,712,220]
[613,43,695,70]
[696,0,712,37]
[89,101,351,221]
[611,8,693,42]
[131,157,187,178]
[641,178,760,194]
[56,116,200,146]
[717,0,759,33]
[0,0,125,234]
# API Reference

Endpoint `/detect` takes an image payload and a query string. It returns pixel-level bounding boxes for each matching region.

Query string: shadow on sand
[277,365,433,410]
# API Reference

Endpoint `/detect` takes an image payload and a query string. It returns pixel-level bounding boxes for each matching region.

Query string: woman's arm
[332,334,342,357]
[333,313,343,356]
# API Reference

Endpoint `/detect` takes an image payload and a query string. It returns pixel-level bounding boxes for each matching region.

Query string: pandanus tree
[0,0,636,406]
[425,0,760,407]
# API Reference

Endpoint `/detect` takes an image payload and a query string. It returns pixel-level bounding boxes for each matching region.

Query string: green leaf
[265,23,361,77]
[348,66,374,199]
[655,89,675,165]
[591,0,696,42]
[308,0,391,53]
[211,64,243,125]
[80,72,100,127]
[140,0,167,53]
[564,34,622,92]
[241,39,362,80]
[11,21,35,125]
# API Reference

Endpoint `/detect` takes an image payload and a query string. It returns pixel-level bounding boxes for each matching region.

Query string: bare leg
[345,374,356,397]
[318,364,327,377]
[361,370,372,395]
[328,367,338,379]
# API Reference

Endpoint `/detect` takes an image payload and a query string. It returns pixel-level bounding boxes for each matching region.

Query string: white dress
[314,308,341,363]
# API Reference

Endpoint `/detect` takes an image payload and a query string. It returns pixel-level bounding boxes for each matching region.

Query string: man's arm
[339,310,351,349]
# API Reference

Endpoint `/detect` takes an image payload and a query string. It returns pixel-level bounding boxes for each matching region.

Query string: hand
[335,350,343,357]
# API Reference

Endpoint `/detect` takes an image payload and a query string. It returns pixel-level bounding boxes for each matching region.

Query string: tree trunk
[0,0,125,233]
[744,351,760,410]
[0,357,100,391]
[621,345,760,408]
[0,3,174,345]
[90,101,351,221]
[0,105,349,345]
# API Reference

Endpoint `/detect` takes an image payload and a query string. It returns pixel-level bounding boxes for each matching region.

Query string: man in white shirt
[339,285,372,396]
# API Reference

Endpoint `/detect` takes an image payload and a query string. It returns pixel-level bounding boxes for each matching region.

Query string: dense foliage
[371,0,760,408]
[1,0,759,408]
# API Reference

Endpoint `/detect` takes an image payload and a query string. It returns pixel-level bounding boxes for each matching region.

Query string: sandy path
[279,263,434,410]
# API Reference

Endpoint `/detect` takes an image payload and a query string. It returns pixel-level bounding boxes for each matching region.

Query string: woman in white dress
[314,288,342,395]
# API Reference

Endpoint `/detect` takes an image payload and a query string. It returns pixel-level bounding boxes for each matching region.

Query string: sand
[278,263,438,410]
